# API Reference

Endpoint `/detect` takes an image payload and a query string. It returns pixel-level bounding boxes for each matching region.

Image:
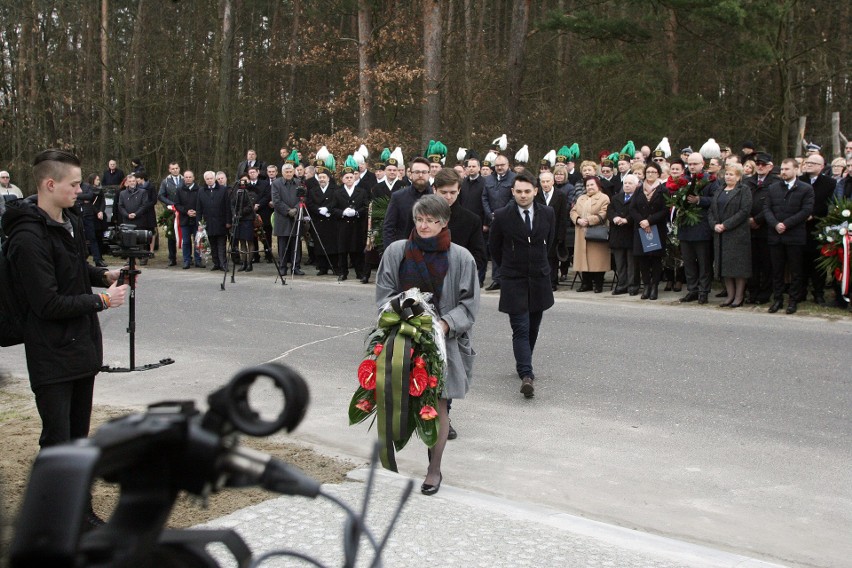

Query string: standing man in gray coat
[272,163,305,275]
[482,154,516,290]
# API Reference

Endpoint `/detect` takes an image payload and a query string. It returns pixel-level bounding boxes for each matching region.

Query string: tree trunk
[357,0,374,137]
[100,0,109,161]
[421,0,442,149]
[664,7,679,97]
[282,0,300,139]
[462,0,473,145]
[215,0,235,169]
[123,0,146,157]
[505,0,531,135]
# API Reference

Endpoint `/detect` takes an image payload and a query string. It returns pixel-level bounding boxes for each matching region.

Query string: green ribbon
[374,300,434,471]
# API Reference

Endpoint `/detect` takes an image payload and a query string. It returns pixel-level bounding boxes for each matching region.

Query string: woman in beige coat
[570,177,611,293]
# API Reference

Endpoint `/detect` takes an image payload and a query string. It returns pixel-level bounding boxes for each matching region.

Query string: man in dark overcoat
[489,171,555,399]
[158,161,183,266]
[607,173,639,295]
[482,154,516,290]
[798,153,836,305]
[382,157,433,245]
[743,152,778,303]
[305,163,338,275]
[433,168,487,275]
[174,170,203,268]
[534,171,568,291]
[196,175,232,271]
[764,158,814,315]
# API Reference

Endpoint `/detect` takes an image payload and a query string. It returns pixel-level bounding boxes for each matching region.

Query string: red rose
[821,245,834,257]
[355,399,374,412]
[358,359,377,390]
[413,356,426,368]
[834,268,842,281]
[679,177,688,187]
[428,375,438,388]
[419,405,438,421]
[694,172,704,180]
[409,367,428,396]
[373,343,384,356]
[410,347,415,357]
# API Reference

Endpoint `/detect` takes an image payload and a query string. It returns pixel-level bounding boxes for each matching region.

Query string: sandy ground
[0,387,357,560]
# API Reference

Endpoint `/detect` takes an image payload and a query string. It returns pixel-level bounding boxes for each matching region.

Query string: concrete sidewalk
[202,467,788,567]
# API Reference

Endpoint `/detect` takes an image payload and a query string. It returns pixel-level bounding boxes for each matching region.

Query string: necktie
[524,209,532,233]
[625,194,630,202]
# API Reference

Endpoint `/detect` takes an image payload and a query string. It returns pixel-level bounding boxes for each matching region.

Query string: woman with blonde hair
[570,177,611,293]
[708,163,752,307]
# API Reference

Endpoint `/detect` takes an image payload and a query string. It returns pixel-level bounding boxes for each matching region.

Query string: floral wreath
[814,198,852,302]
[666,172,710,228]
[348,288,447,471]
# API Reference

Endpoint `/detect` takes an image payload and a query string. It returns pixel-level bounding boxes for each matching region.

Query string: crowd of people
[8,136,849,314]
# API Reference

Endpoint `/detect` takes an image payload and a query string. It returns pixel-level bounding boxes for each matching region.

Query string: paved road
[2,266,850,567]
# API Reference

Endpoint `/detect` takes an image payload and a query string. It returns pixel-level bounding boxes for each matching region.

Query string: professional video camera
[103,223,154,258]
[10,363,410,567]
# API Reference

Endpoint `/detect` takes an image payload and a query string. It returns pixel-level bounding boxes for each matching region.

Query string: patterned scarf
[399,227,451,308]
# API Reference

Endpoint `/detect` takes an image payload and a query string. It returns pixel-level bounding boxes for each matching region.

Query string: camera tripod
[101,253,175,373]
[222,186,286,290]
[277,195,340,285]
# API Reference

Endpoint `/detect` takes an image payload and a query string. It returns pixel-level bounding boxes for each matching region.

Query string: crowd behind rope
[6,136,850,313]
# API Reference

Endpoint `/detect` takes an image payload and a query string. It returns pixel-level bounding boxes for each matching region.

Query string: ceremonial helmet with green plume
[618,140,636,162]
[426,140,447,164]
[285,149,299,165]
[377,147,391,170]
[342,154,359,175]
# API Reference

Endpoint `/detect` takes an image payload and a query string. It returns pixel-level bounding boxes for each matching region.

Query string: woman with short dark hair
[375,194,479,495]
[630,162,668,300]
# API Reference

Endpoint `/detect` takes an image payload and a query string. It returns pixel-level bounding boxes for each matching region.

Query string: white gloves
[319,207,329,217]
[343,208,357,218]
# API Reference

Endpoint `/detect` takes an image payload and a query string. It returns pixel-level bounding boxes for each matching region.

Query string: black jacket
[489,201,555,314]
[196,183,232,237]
[764,179,814,246]
[2,197,108,387]
[799,173,837,236]
[383,184,433,245]
[117,186,153,228]
[448,200,486,272]
[459,175,486,225]
[534,189,568,257]
[101,168,124,187]
[629,184,669,257]
[606,190,636,249]
[175,183,201,226]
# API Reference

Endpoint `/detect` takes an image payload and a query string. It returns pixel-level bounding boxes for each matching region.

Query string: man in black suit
[236,149,266,180]
[255,165,276,263]
[433,168,486,275]
[460,156,487,285]
[743,152,778,304]
[331,163,369,281]
[382,157,433,245]
[196,172,232,271]
[102,159,124,188]
[158,161,183,266]
[798,153,836,306]
[534,171,568,291]
[489,171,555,399]
[764,158,814,314]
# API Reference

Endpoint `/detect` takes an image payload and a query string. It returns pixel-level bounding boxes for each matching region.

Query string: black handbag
[584,224,609,242]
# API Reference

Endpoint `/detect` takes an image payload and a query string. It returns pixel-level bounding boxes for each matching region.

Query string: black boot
[577,273,592,292]
[246,260,253,272]
[238,262,248,272]
[649,281,659,300]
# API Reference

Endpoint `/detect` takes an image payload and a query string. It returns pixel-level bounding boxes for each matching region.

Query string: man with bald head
[676,152,715,304]
[798,153,835,306]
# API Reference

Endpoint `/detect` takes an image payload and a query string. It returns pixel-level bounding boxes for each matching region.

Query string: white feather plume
[316,145,329,162]
[699,138,721,159]
[356,144,369,159]
[457,147,467,162]
[390,146,404,168]
[353,152,365,164]
[514,144,529,163]
[493,134,508,151]
[544,149,556,166]
[656,137,671,158]
[484,151,498,164]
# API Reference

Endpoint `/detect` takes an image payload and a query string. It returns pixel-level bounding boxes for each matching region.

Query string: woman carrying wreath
[375,194,479,495]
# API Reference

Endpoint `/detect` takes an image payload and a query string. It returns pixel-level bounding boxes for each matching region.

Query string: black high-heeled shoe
[421,473,442,496]
[719,300,734,307]
[729,299,744,308]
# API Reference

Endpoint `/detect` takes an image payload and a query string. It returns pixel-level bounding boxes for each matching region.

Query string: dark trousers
[486,231,501,284]
[278,235,302,269]
[548,256,559,288]
[167,236,177,263]
[181,220,201,265]
[747,237,772,302]
[636,255,662,286]
[82,217,103,261]
[800,238,827,300]
[209,234,227,268]
[612,247,637,291]
[680,240,712,293]
[339,251,364,278]
[32,376,95,448]
[769,243,805,301]
[509,311,544,379]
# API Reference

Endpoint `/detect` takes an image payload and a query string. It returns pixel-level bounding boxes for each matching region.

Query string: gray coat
[708,183,752,279]
[271,177,302,237]
[376,240,479,400]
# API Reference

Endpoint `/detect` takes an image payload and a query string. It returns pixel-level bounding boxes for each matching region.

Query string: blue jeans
[508,311,544,379]
[181,220,201,265]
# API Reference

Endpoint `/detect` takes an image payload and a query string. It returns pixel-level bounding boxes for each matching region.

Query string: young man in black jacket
[2,150,130,457]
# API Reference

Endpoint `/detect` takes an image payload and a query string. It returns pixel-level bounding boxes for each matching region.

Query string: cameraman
[1,150,129,462]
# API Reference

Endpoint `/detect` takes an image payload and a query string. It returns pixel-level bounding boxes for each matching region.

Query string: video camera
[103,223,154,258]
[10,363,411,567]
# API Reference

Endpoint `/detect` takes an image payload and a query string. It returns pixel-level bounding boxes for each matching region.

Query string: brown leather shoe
[520,376,534,398]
